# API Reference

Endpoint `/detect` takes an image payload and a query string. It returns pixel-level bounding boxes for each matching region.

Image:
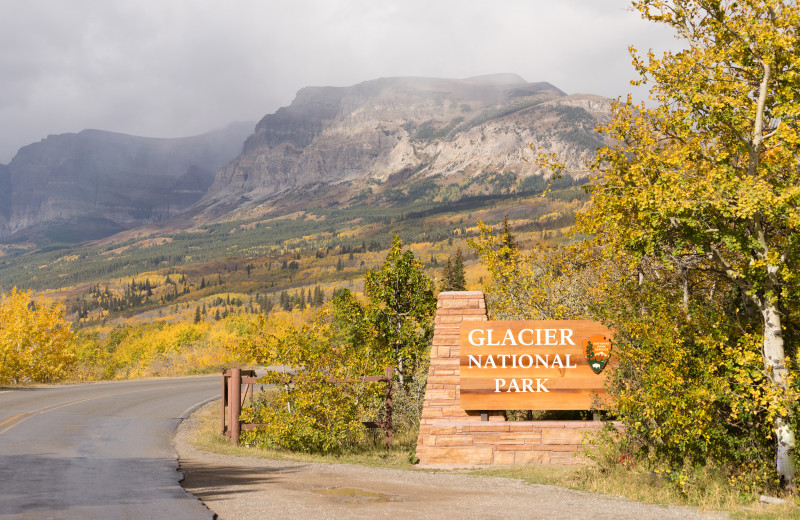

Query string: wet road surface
[0,376,219,519]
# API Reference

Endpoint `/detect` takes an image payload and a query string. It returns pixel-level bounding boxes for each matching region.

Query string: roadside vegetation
[3,0,800,517]
[238,236,435,454]
[0,288,75,385]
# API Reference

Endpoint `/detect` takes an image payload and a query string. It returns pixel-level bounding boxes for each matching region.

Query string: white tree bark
[760,299,796,487]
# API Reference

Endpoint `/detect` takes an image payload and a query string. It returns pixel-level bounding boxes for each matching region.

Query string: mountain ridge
[195,75,608,219]
[0,74,611,248]
[0,122,254,243]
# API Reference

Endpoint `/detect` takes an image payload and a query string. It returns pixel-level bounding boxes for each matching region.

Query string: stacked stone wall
[415,291,608,466]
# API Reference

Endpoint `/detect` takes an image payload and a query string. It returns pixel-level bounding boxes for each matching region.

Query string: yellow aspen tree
[0,288,76,384]
[580,0,800,486]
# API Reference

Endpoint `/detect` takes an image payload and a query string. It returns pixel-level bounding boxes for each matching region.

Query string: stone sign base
[418,420,606,465]
[415,291,608,466]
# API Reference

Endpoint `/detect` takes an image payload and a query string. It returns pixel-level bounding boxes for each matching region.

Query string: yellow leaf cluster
[0,288,76,384]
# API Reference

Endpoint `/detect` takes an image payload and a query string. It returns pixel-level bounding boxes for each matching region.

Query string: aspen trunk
[760,300,796,487]
[681,268,689,313]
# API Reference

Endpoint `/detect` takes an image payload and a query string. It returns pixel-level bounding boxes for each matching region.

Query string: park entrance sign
[460,320,614,410]
[416,292,619,466]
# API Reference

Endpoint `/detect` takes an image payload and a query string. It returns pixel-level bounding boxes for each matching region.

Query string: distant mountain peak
[0,123,254,244]
[198,74,610,218]
[463,73,528,85]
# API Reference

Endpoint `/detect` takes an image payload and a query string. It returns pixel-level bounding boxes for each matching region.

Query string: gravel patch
[175,410,728,520]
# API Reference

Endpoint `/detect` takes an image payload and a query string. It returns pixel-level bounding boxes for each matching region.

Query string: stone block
[421,408,443,419]
[435,332,460,341]
[422,447,494,465]
[442,405,470,416]
[427,403,458,411]
[493,451,516,465]
[499,432,542,443]
[431,376,461,385]
[434,322,463,330]
[441,291,485,299]
[541,428,585,445]
[496,444,533,452]
[436,308,487,316]
[430,370,458,378]
[529,444,578,451]
[437,315,465,324]
[429,426,458,435]
[462,315,488,322]
[440,298,471,309]
[508,424,536,432]
[436,435,474,447]
[515,451,551,464]
[446,415,480,423]
[471,434,520,445]
[465,424,510,433]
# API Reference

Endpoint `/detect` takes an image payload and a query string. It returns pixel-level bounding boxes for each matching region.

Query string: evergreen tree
[440,259,454,291]
[194,306,201,324]
[440,248,467,291]
[450,248,466,290]
[500,214,516,258]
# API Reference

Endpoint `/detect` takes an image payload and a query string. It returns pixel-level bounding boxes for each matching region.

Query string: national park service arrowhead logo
[583,334,613,374]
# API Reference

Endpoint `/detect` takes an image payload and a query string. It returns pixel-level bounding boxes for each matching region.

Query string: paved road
[0,376,220,519]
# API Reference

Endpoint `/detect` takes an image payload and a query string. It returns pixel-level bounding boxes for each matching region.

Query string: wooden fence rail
[221,367,394,447]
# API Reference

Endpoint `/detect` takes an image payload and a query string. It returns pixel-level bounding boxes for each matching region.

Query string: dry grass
[468,464,800,519]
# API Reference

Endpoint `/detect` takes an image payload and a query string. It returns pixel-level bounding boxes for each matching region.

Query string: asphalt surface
[0,376,220,519]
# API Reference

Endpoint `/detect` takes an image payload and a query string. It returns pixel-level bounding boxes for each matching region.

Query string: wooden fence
[221,367,394,447]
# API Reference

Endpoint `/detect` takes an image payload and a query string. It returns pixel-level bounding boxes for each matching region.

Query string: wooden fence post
[221,369,228,435]
[385,366,393,448]
[229,368,241,445]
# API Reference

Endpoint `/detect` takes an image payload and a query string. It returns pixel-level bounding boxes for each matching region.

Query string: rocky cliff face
[1,75,612,243]
[0,165,10,223]
[0,122,253,242]
[199,74,610,214]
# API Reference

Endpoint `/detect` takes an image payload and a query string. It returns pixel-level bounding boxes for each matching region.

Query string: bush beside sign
[459,320,614,410]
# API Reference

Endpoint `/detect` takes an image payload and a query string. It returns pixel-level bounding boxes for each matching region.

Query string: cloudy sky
[0,0,677,163]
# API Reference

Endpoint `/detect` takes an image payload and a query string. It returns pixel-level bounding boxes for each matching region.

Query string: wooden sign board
[459,320,614,410]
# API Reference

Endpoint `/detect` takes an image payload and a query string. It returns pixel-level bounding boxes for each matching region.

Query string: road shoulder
[175,408,729,520]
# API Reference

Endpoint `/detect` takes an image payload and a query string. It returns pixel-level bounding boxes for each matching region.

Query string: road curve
[0,376,220,519]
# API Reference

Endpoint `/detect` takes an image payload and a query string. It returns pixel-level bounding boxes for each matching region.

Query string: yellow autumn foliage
[0,288,76,384]
[73,315,251,380]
